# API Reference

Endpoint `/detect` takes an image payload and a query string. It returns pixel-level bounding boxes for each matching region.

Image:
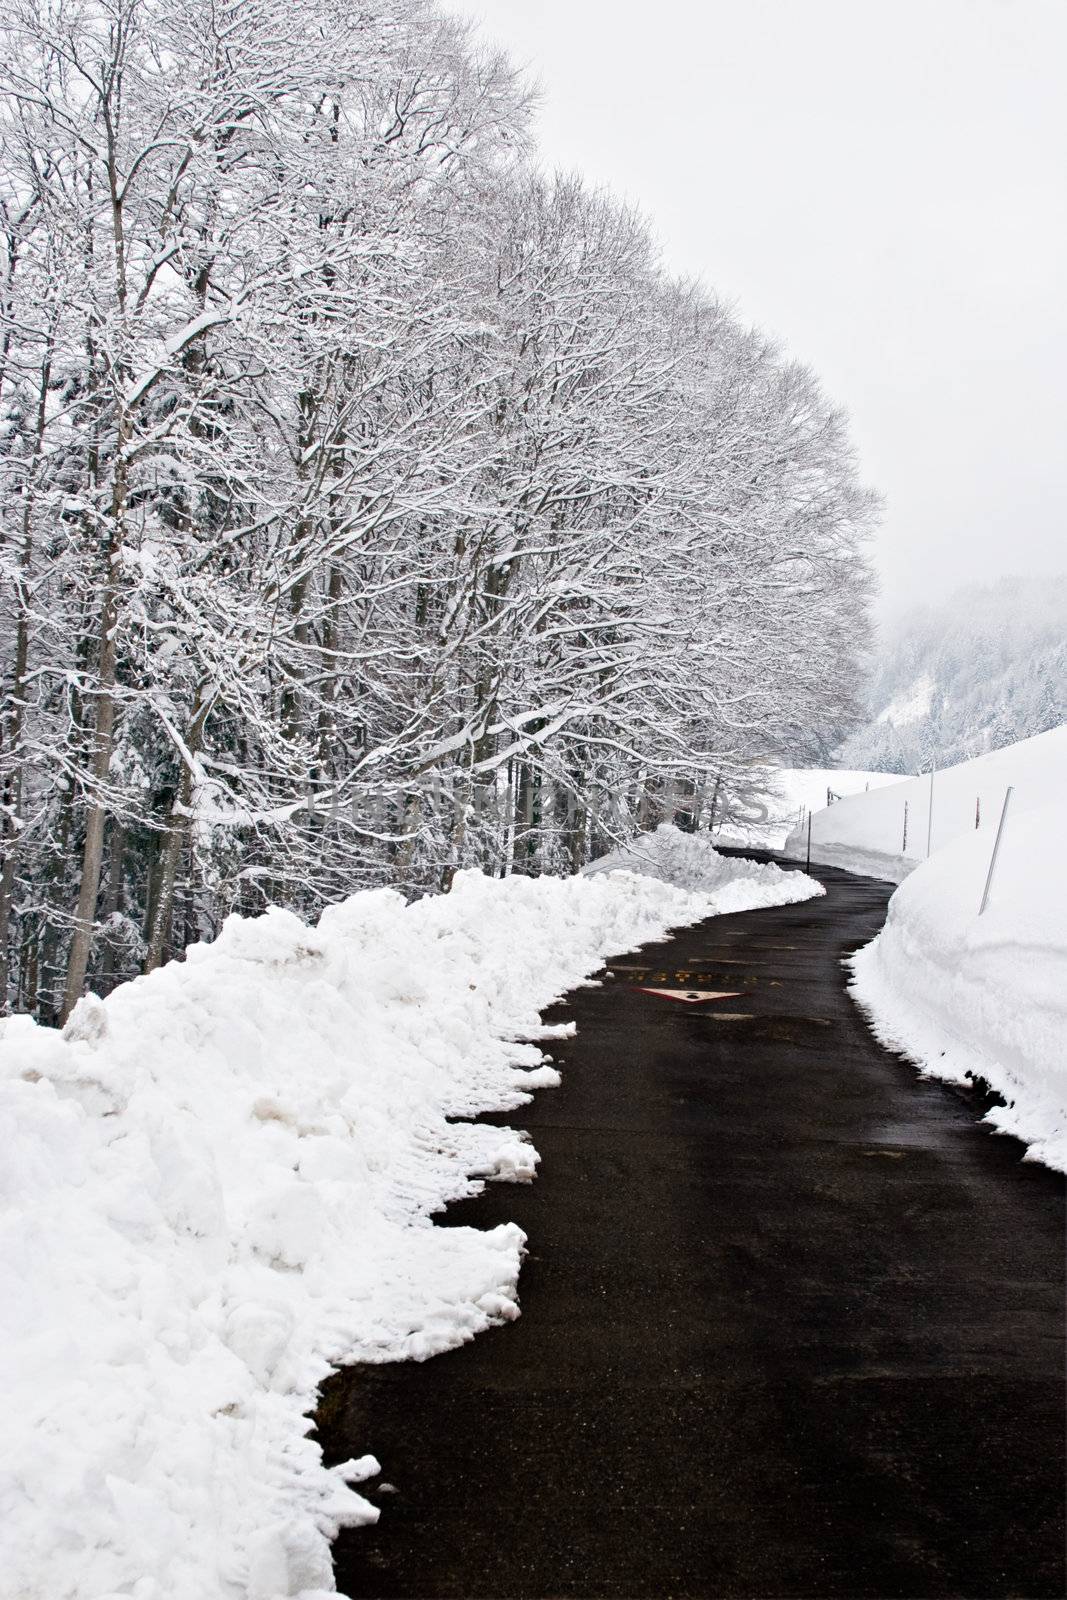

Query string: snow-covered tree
[0,0,876,1020]
[838,575,1066,775]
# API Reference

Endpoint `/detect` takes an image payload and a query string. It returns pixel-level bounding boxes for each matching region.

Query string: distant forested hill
[837,576,1066,774]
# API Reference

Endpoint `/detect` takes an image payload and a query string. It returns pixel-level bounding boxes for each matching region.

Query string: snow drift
[783,725,1067,882]
[711,766,901,851]
[849,739,1067,1173]
[0,846,820,1600]
[583,822,826,905]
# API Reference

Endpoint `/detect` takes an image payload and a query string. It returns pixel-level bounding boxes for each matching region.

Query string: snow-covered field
[845,728,1067,1172]
[714,766,901,850]
[0,835,818,1600]
[783,726,1066,881]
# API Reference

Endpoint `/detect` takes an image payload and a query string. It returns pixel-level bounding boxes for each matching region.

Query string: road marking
[637,988,742,1005]
[610,968,757,985]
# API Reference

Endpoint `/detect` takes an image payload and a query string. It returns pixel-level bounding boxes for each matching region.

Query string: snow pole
[925,760,936,858]
[805,811,812,873]
[979,786,1013,916]
[901,800,908,854]
[975,795,980,829]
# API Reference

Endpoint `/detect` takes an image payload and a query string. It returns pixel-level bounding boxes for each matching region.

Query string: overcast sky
[448,0,1066,615]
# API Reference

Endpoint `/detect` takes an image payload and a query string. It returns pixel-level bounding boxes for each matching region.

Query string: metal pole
[979,786,1013,916]
[902,800,908,854]
[805,811,812,872]
[925,760,936,858]
[975,795,980,829]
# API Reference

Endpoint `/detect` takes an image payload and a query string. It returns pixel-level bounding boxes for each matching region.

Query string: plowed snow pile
[584,823,825,907]
[0,849,820,1600]
[851,797,1067,1173]
[783,725,1066,882]
[714,767,902,849]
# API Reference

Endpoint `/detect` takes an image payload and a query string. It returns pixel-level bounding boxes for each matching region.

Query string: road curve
[317,862,1066,1599]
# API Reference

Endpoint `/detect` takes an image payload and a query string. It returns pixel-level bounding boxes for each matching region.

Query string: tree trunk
[512,760,542,874]
[61,103,131,1024]
[98,822,126,990]
[145,701,208,973]
[60,546,121,1021]
[0,343,52,1007]
[61,392,130,1021]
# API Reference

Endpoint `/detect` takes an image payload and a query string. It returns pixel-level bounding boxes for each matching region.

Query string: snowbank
[783,726,1067,882]
[0,851,820,1600]
[713,767,901,850]
[850,796,1067,1172]
[584,822,825,909]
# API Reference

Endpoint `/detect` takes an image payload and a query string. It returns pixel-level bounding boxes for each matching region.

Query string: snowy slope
[783,725,1067,882]
[713,766,902,849]
[838,575,1067,774]
[850,800,1067,1172]
[0,844,819,1600]
[875,672,934,728]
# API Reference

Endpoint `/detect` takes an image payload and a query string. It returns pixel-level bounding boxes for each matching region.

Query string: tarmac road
[316,861,1066,1599]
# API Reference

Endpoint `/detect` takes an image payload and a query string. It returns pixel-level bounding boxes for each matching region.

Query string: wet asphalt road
[316,861,1066,1599]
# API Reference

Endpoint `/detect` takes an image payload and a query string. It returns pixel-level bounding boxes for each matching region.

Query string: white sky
[448,0,1067,614]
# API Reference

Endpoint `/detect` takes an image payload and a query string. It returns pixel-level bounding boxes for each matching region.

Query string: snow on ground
[584,822,825,908]
[783,726,1067,882]
[850,798,1067,1172]
[0,841,821,1600]
[712,767,902,850]
[781,728,1067,1170]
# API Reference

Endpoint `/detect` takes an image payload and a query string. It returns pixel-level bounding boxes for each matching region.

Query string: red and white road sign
[636,988,742,1005]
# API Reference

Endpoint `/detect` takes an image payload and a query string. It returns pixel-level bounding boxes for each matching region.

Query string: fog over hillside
[838,576,1066,774]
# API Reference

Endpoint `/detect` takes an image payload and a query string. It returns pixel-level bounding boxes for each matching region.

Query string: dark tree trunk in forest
[61,531,123,1022]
